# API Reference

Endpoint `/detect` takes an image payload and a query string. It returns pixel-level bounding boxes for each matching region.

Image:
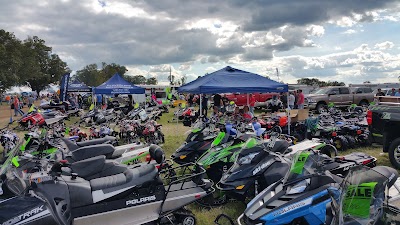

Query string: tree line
[0,29,70,92]
[297,78,345,87]
[74,62,158,87]
[0,29,160,94]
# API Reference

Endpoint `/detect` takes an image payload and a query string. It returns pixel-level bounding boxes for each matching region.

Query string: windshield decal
[212,132,226,146]
[192,128,201,133]
[290,152,310,174]
[343,182,377,218]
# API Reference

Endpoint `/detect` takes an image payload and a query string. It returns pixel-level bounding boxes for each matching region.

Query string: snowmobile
[234,150,379,225]
[29,145,213,225]
[171,119,220,165]
[218,137,376,202]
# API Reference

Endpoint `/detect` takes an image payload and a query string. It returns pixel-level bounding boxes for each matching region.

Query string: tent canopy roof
[94,73,145,94]
[178,66,288,94]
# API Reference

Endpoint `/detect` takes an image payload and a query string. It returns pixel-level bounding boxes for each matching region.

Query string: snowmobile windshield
[0,141,29,196]
[336,166,392,225]
[0,141,23,175]
[236,137,266,165]
[284,151,325,185]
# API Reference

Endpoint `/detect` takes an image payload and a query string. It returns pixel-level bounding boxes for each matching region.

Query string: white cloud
[334,46,342,51]
[374,41,394,50]
[205,66,217,72]
[342,29,357,34]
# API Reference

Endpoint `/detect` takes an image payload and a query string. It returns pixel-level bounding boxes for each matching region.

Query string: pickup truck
[306,86,374,112]
[223,93,279,108]
[368,96,400,169]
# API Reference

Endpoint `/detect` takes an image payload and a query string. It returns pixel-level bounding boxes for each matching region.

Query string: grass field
[0,104,392,225]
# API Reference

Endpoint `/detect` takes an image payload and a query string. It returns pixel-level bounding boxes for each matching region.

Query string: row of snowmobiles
[171,116,400,224]
[1,113,214,225]
[0,140,213,225]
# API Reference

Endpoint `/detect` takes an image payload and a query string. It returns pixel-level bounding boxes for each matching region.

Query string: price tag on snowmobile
[290,152,310,174]
[343,182,377,218]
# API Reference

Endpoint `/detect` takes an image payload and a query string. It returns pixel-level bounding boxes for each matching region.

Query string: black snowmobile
[171,119,220,165]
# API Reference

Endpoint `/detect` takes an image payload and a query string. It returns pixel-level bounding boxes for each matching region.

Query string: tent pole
[200,94,202,117]
[287,91,290,135]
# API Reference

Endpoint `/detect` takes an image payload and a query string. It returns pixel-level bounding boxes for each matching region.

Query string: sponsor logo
[252,161,272,175]
[1,205,44,225]
[272,198,311,217]
[126,195,156,206]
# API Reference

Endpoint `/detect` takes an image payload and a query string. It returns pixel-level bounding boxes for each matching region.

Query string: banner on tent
[111,88,130,94]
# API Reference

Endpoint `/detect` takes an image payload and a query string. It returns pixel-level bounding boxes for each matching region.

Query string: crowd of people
[376,88,400,96]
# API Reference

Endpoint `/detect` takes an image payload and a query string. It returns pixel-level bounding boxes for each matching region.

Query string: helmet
[252,122,262,131]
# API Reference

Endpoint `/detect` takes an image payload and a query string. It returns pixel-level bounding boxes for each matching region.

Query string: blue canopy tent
[178,66,288,94]
[179,66,291,132]
[94,73,145,94]
[67,80,92,92]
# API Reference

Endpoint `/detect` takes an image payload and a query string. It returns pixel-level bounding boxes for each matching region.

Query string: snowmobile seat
[70,155,126,180]
[90,163,158,192]
[61,137,116,152]
[69,144,115,162]
[76,136,116,147]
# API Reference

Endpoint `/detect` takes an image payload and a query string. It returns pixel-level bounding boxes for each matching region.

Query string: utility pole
[276,68,280,82]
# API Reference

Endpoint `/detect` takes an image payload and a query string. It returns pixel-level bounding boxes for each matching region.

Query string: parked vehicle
[30,147,212,225]
[222,93,279,108]
[368,96,400,169]
[306,86,374,112]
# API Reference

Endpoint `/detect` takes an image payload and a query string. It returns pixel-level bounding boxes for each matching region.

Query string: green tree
[181,76,186,85]
[125,75,146,84]
[18,36,70,92]
[99,62,127,82]
[75,64,102,87]
[0,30,23,90]
[75,62,128,87]
[146,77,158,85]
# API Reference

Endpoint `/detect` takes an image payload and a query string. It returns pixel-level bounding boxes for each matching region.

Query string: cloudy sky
[1,0,400,85]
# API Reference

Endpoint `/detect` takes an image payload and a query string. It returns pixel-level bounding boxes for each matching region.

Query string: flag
[28,104,35,113]
[59,73,70,102]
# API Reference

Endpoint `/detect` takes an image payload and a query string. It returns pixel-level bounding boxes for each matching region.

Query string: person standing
[390,88,396,96]
[249,93,256,115]
[288,92,295,109]
[13,96,24,116]
[375,88,385,96]
[297,89,305,109]
[213,93,222,110]
[201,95,208,116]
[395,89,400,96]
[280,93,287,109]
[28,95,34,108]
[77,94,83,109]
